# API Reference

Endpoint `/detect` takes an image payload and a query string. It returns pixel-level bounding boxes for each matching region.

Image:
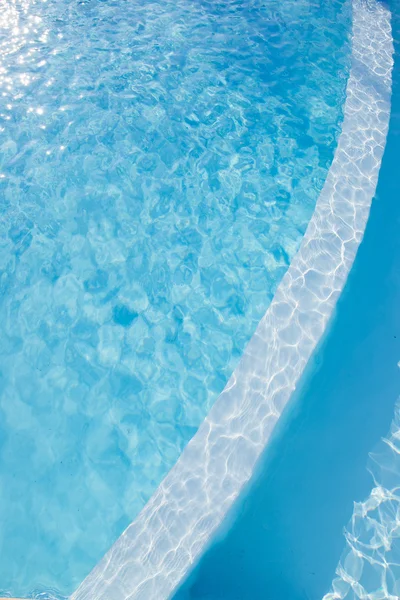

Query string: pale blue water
[0,0,350,595]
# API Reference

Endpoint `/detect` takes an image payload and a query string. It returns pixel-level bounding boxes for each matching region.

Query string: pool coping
[71,1,394,598]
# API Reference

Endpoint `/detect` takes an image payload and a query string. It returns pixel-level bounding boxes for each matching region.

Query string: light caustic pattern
[72,1,394,599]
[0,0,351,595]
[324,402,400,600]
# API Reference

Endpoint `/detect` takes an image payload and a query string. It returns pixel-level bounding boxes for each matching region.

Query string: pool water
[0,0,350,595]
[173,1,398,598]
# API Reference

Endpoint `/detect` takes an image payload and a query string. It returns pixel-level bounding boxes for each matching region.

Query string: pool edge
[71,1,394,598]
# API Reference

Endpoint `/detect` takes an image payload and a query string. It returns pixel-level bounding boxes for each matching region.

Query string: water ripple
[0,0,350,595]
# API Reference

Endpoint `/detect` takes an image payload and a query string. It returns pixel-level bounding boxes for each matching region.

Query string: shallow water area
[0,0,350,595]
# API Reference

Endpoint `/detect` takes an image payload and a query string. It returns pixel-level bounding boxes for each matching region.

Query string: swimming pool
[0,0,395,598]
[169,1,398,599]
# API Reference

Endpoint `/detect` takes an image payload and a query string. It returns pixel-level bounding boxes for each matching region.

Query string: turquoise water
[173,2,399,598]
[0,0,350,595]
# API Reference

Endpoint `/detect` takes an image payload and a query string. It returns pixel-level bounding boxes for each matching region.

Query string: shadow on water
[173,3,400,599]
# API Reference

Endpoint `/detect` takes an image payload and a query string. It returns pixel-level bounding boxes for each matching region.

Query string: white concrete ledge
[72,1,394,598]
